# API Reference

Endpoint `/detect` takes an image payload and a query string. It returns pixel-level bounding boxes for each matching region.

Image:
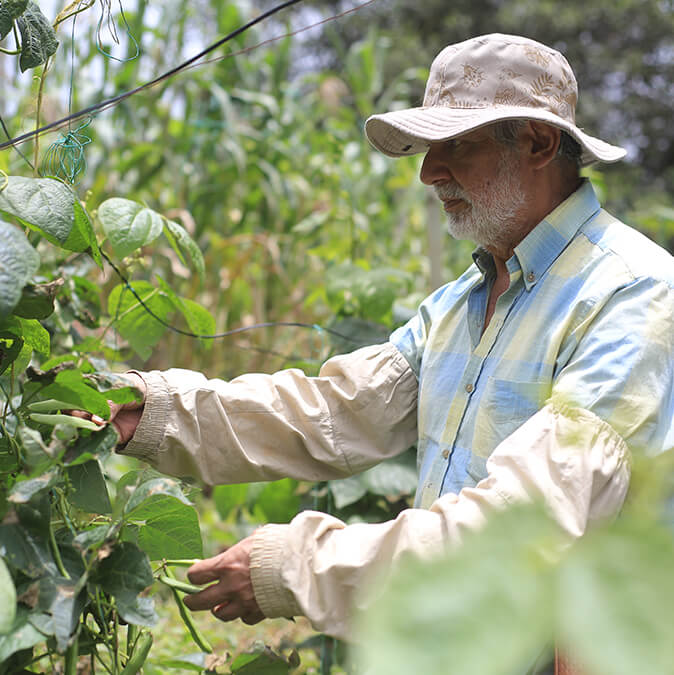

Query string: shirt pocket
[472,377,552,463]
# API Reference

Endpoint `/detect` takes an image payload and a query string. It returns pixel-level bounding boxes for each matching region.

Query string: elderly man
[110,33,673,656]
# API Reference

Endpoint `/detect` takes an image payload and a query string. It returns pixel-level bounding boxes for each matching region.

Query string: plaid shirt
[391,180,674,509]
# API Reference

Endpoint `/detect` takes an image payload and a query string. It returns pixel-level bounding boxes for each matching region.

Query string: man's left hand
[184,536,264,625]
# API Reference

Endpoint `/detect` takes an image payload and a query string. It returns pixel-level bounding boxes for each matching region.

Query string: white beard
[434,150,527,253]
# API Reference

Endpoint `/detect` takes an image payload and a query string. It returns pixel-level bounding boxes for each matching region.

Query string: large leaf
[0,557,17,634]
[13,279,63,320]
[557,518,674,675]
[125,478,202,560]
[64,424,119,466]
[252,479,300,524]
[0,523,57,578]
[0,177,95,254]
[0,607,44,663]
[359,505,562,675]
[40,368,111,419]
[0,0,28,40]
[66,460,112,514]
[93,541,157,626]
[97,197,164,259]
[329,453,417,509]
[0,220,40,320]
[34,574,86,651]
[212,483,249,520]
[107,281,175,360]
[15,1,58,71]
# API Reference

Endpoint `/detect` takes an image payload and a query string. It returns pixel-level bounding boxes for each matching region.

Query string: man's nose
[419,143,452,186]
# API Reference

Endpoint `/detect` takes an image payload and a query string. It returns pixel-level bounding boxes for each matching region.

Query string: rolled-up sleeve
[120,342,418,485]
[249,401,630,640]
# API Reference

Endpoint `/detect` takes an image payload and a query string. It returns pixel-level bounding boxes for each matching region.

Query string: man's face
[420,127,528,255]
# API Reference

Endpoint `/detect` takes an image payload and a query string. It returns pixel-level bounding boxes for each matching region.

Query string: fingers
[187,556,225,586]
[212,601,264,625]
[183,580,228,612]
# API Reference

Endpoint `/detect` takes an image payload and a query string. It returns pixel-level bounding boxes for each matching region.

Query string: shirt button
[442,449,450,459]
[527,271,536,283]
[465,383,474,393]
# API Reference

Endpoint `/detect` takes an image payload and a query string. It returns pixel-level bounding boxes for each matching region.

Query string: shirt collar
[472,179,601,290]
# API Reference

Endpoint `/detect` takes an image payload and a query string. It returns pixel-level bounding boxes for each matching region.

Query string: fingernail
[91,415,105,425]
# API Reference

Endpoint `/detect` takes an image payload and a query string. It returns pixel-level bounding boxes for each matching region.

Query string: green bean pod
[158,574,205,594]
[28,399,79,413]
[29,413,100,431]
[120,629,153,675]
[162,568,213,653]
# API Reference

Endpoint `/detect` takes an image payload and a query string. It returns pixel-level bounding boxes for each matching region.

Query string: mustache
[433,183,470,203]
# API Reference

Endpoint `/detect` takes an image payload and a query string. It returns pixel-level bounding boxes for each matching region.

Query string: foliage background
[1,0,673,673]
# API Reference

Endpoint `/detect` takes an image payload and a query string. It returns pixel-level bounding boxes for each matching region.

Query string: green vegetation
[1,1,672,673]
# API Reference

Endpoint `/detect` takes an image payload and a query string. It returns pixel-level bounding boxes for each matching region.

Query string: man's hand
[72,372,146,444]
[183,536,264,625]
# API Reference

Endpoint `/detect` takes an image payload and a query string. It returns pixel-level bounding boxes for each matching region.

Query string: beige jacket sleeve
[120,342,418,484]
[249,401,630,641]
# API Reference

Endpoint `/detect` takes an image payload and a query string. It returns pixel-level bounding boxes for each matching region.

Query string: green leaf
[12,279,63,320]
[0,557,17,634]
[329,475,368,510]
[34,574,86,651]
[108,281,174,360]
[557,518,674,675]
[73,199,101,267]
[0,219,40,320]
[163,219,205,283]
[252,479,300,524]
[40,368,111,419]
[156,276,214,347]
[93,541,157,626]
[64,424,119,466]
[16,1,58,71]
[230,645,292,674]
[0,606,44,663]
[0,335,23,376]
[0,523,58,577]
[212,483,249,519]
[98,198,163,259]
[0,177,91,252]
[0,0,28,40]
[360,454,417,498]
[66,460,112,514]
[125,478,202,560]
[8,468,59,504]
[16,317,49,356]
[359,504,561,675]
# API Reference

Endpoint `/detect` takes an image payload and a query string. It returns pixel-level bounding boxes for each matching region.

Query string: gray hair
[491,119,582,169]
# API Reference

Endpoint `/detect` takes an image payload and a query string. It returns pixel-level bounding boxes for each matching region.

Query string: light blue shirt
[391,180,674,509]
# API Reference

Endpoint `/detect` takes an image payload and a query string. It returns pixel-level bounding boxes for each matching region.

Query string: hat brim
[365,106,626,166]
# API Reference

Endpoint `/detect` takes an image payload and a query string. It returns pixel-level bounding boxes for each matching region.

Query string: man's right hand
[105,372,147,444]
[74,372,147,445]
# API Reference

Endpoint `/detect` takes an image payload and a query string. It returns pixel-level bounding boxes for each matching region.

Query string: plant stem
[49,516,71,579]
[64,635,79,675]
[33,57,52,174]
[126,624,137,661]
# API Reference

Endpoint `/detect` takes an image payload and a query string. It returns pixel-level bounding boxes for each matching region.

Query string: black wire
[0,114,35,169]
[0,0,305,152]
[102,250,359,344]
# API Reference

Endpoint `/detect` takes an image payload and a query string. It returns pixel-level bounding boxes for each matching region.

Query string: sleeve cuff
[249,524,302,619]
[117,370,170,463]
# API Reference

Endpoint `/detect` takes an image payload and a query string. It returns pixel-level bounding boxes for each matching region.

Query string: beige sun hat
[365,33,626,166]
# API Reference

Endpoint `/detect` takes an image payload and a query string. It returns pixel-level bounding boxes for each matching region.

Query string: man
[109,34,673,650]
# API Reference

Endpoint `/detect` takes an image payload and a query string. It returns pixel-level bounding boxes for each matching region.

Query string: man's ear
[521,121,561,169]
